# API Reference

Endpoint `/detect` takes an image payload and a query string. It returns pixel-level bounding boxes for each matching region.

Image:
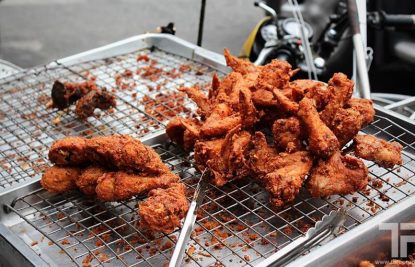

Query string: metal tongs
[169,168,210,267]
[256,209,347,267]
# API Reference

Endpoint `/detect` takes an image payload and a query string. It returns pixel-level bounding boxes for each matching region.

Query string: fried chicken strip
[298,97,339,158]
[354,134,403,168]
[95,171,179,201]
[75,166,106,195]
[307,151,369,197]
[49,135,170,174]
[139,183,189,234]
[41,166,82,193]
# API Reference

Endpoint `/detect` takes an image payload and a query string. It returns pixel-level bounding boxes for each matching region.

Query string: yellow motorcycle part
[240,16,272,59]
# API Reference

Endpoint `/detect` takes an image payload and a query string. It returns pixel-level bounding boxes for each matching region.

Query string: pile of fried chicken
[51,80,116,120]
[41,135,188,233]
[167,49,403,207]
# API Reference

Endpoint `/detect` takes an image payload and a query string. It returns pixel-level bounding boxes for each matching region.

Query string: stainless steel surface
[0,34,415,267]
[257,209,346,267]
[170,169,210,267]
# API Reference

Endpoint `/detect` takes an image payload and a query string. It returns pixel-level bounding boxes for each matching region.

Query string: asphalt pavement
[0,0,263,68]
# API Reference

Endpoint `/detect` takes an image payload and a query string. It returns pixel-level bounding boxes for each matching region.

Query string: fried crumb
[31,241,38,246]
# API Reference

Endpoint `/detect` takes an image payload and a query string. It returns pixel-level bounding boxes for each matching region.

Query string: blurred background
[0,0,263,68]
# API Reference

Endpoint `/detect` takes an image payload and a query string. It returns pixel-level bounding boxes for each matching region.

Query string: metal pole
[197,0,207,46]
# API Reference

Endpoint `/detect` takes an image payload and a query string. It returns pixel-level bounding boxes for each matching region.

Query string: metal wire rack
[0,48,215,189]
[1,40,415,266]
[3,114,415,267]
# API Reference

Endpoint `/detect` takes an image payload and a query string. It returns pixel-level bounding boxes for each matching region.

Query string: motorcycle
[241,0,415,95]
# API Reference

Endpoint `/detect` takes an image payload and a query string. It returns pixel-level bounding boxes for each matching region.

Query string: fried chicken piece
[248,132,282,176]
[75,89,116,120]
[272,88,299,114]
[272,117,303,153]
[298,97,339,158]
[200,103,242,138]
[75,166,106,195]
[209,72,221,99]
[307,151,369,197]
[320,73,354,126]
[259,151,313,207]
[255,59,292,90]
[49,136,89,165]
[139,183,189,234]
[95,171,179,201]
[252,89,278,107]
[166,117,201,151]
[290,79,330,110]
[331,108,363,147]
[178,86,210,117]
[194,127,251,186]
[354,134,403,168]
[41,166,82,193]
[239,87,258,128]
[346,98,375,126]
[223,48,259,75]
[51,80,99,109]
[49,135,169,174]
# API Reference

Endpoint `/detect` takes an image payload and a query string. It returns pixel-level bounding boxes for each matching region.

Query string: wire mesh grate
[1,45,415,266]
[0,48,217,190]
[5,115,415,266]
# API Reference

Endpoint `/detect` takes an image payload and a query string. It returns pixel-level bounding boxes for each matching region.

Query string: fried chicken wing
[273,88,299,114]
[178,86,210,117]
[272,117,303,152]
[298,97,339,158]
[260,151,313,207]
[354,134,403,168]
[95,171,179,201]
[320,73,354,126]
[75,166,106,195]
[346,98,375,126]
[223,48,259,75]
[75,89,116,120]
[139,183,189,234]
[41,166,82,193]
[331,108,363,147]
[199,103,242,138]
[307,151,369,197]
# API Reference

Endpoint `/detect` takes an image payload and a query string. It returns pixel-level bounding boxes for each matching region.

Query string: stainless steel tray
[0,34,415,267]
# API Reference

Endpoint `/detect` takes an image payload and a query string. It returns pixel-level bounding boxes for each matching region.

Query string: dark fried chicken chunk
[298,98,339,158]
[75,89,116,120]
[41,166,82,193]
[139,183,189,234]
[49,135,170,174]
[307,151,369,197]
[354,134,403,168]
[51,80,99,109]
[272,117,303,152]
[75,166,106,195]
[95,171,179,201]
[320,73,354,126]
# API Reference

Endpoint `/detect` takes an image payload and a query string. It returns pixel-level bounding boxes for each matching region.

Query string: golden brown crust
[49,137,89,165]
[95,171,179,201]
[272,117,303,153]
[41,166,82,193]
[75,166,106,195]
[307,151,369,197]
[139,183,189,234]
[354,134,403,168]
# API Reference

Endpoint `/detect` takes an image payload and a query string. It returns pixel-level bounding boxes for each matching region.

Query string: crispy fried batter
[41,166,82,193]
[298,98,339,158]
[255,59,292,90]
[223,48,259,75]
[331,108,363,147]
[200,103,242,138]
[49,135,169,174]
[139,183,189,234]
[166,117,201,151]
[346,98,375,126]
[354,134,403,168]
[290,79,330,110]
[178,86,210,117]
[95,171,179,201]
[320,73,354,126]
[272,117,303,153]
[75,166,106,195]
[51,80,99,110]
[239,87,258,128]
[272,88,299,114]
[307,151,369,197]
